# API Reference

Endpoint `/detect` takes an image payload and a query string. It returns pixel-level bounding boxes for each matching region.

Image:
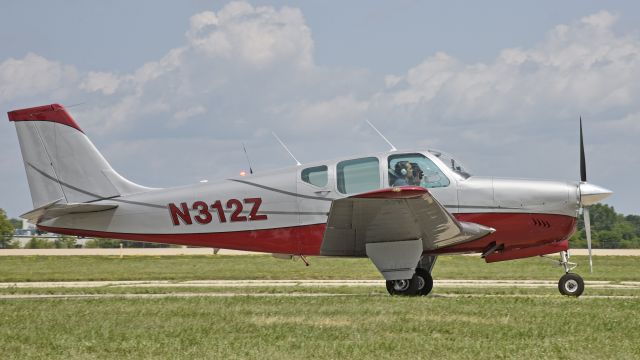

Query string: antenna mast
[242,143,254,174]
[366,119,397,151]
[272,132,301,166]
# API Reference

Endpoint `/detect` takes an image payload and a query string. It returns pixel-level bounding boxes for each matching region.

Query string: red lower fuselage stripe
[38,212,577,256]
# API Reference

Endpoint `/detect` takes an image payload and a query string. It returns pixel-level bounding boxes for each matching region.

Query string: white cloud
[0,53,78,102]
[80,71,121,95]
[186,1,314,69]
[374,10,640,125]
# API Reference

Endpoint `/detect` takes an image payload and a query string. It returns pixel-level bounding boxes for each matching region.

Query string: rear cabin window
[301,165,328,187]
[337,157,380,194]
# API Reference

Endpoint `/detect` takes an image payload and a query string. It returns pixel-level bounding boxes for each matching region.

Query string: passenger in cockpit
[410,162,424,186]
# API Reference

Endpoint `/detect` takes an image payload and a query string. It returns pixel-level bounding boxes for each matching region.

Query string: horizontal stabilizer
[21,199,118,223]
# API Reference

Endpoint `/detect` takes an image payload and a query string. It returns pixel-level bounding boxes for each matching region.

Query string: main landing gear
[386,256,436,297]
[557,250,585,297]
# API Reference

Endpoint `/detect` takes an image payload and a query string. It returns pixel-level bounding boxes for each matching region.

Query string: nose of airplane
[579,182,613,206]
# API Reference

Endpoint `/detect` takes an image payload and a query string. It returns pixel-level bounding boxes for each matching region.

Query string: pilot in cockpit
[392,161,421,186]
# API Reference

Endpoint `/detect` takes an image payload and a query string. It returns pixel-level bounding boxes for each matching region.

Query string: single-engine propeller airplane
[8,104,612,297]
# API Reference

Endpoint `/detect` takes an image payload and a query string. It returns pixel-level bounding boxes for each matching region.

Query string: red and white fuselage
[8,104,612,285]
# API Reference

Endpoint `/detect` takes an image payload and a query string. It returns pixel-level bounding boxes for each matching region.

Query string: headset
[395,161,409,176]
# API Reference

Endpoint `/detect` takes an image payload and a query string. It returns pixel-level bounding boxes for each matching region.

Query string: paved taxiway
[2,279,639,289]
[1,292,638,300]
[2,280,638,300]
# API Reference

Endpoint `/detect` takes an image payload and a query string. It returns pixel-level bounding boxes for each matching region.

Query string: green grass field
[0,255,639,359]
[0,254,638,282]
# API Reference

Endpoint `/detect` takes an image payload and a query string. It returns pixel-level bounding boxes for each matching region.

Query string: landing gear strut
[557,251,584,297]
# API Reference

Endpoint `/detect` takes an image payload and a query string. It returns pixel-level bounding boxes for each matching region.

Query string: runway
[2,279,639,289]
[1,292,638,300]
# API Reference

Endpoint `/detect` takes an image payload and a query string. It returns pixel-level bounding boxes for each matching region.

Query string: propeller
[579,117,593,273]
[578,117,613,273]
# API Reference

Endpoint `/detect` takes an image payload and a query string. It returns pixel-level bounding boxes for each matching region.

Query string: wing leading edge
[320,186,494,280]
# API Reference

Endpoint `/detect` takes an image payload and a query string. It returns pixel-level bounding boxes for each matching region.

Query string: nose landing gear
[557,250,585,297]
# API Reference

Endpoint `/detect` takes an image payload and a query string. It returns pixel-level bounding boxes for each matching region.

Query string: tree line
[570,204,640,249]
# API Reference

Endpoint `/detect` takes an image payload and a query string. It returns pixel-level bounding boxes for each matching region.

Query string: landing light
[240,171,247,177]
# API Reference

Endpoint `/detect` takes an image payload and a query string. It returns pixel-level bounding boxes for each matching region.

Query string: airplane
[7,103,613,297]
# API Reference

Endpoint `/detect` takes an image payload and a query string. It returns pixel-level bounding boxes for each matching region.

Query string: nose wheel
[558,273,585,297]
[557,251,585,297]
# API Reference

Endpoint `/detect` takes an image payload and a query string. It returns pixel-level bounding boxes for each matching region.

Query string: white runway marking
[0,292,638,300]
[0,292,355,300]
[1,279,639,289]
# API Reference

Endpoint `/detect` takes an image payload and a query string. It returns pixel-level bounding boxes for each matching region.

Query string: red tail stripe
[7,103,83,133]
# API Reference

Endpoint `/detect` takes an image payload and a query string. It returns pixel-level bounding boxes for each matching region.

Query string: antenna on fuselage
[242,143,254,174]
[272,132,301,166]
[365,119,397,151]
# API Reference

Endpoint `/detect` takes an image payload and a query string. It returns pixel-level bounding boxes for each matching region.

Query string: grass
[0,255,638,359]
[1,294,639,359]
[0,254,638,282]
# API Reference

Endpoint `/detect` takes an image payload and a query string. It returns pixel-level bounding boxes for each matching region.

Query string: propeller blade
[580,117,587,182]
[583,207,593,273]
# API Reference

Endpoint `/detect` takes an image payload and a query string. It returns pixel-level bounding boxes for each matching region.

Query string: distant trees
[0,209,17,248]
[23,236,77,249]
[570,204,640,248]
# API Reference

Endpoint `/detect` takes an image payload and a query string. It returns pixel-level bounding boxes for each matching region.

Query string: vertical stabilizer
[8,104,151,209]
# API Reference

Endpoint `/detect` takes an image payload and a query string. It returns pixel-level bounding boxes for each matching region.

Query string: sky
[1,0,639,218]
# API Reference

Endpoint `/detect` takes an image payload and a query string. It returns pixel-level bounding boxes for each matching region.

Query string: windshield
[428,150,472,179]
[388,153,450,188]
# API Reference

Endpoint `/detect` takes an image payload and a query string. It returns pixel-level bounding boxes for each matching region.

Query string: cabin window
[388,153,450,188]
[301,165,328,187]
[337,157,380,194]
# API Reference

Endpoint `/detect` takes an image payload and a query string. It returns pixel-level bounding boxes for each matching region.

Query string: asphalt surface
[2,279,639,289]
[2,279,638,300]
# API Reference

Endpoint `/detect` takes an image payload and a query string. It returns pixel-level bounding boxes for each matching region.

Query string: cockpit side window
[337,157,380,194]
[301,165,328,187]
[388,153,450,188]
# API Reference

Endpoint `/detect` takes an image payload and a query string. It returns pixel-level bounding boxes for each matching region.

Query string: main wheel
[558,273,585,297]
[386,276,420,296]
[414,268,434,296]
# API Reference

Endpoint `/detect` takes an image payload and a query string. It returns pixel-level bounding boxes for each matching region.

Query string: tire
[558,273,585,297]
[386,276,420,296]
[414,268,434,296]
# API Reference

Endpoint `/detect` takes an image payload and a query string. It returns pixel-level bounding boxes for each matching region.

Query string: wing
[320,186,494,280]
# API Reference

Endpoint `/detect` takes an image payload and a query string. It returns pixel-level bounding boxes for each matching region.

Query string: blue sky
[1,1,639,217]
